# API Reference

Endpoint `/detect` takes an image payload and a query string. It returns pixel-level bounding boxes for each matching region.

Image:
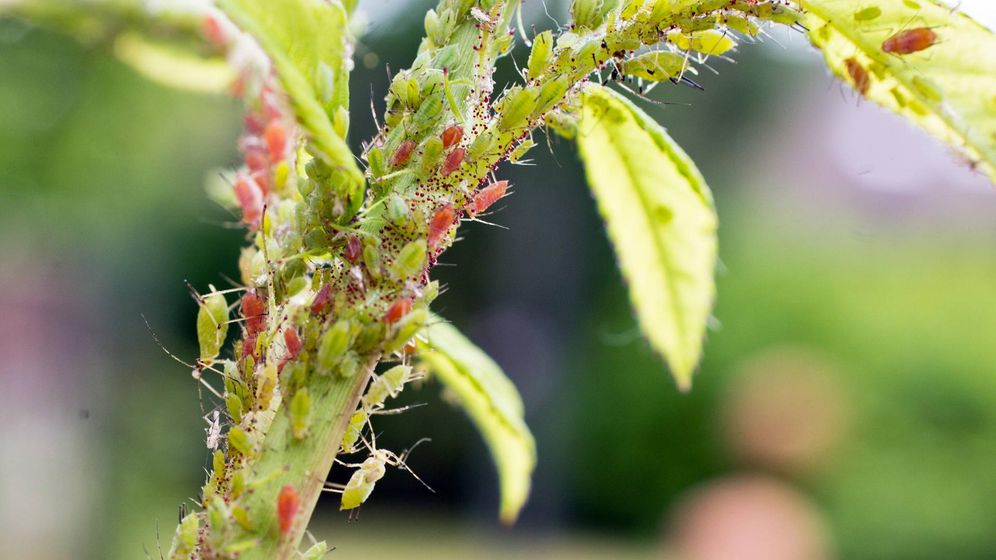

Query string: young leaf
[577,84,718,391]
[218,0,363,186]
[113,32,234,95]
[801,0,996,183]
[416,315,535,524]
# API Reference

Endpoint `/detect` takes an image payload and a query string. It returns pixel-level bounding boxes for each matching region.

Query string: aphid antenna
[391,439,436,494]
[372,402,429,416]
[516,3,531,46]
[540,0,562,31]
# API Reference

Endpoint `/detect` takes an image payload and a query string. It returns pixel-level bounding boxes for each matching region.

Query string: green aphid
[420,136,445,175]
[231,505,253,531]
[227,426,253,456]
[206,496,231,549]
[212,449,225,478]
[688,30,737,56]
[367,146,387,178]
[721,13,759,37]
[510,139,536,163]
[196,286,229,364]
[229,468,246,499]
[384,308,427,353]
[363,242,382,280]
[386,193,409,225]
[391,240,427,281]
[340,409,367,453]
[333,106,350,138]
[318,320,352,370]
[621,51,687,82]
[467,130,496,161]
[571,0,618,30]
[497,86,536,132]
[225,392,243,424]
[620,0,644,19]
[527,31,554,80]
[167,512,199,559]
[338,351,361,378]
[424,8,441,44]
[531,76,569,119]
[301,542,329,560]
[362,365,414,409]
[854,6,882,21]
[768,4,804,26]
[354,321,386,353]
[290,387,311,439]
[413,91,445,132]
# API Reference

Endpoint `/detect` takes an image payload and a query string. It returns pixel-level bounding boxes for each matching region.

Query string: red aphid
[427,205,456,247]
[385,297,413,325]
[441,147,465,176]
[277,484,300,535]
[201,15,227,48]
[233,174,264,225]
[472,180,508,215]
[310,283,334,314]
[244,146,268,174]
[244,113,265,135]
[242,332,258,359]
[882,27,937,55]
[344,236,362,263]
[391,140,416,167]
[241,291,266,336]
[844,58,870,96]
[441,124,464,149]
[263,120,288,161]
[283,327,302,359]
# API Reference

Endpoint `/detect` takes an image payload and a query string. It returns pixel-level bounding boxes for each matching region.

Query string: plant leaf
[218,0,362,186]
[577,84,718,391]
[801,0,996,183]
[113,32,234,94]
[416,315,535,524]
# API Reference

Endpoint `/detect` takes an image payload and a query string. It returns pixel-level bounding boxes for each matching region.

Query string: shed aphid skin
[329,435,434,512]
[882,27,938,55]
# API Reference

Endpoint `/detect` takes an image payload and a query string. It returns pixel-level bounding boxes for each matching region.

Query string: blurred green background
[2,2,995,559]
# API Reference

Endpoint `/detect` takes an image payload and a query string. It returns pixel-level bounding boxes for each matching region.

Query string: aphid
[384,297,413,325]
[472,180,509,215]
[854,6,882,21]
[241,290,266,336]
[362,365,414,410]
[620,51,687,82]
[366,146,387,178]
[227,426,252,456]
[277,484,300,535]
[340,409,368,453]
[289,387,311,439]
[392,239,428,280]
[441,124,463,149]
[244,146,268,174]
[391,140,416,167]
[441,147,465,176]
[844,57,870,96]
[333,437,432,511]
[509,139,535,163]
[310,283,333,314]
[196,286,229,364]
[497,86,537,132]
[531,76,569,119]
[427,205,456,247]
[467,131,496,161]
[344,236,362,263]
[169,512,200,557]
[419,136,445,176]
[233,174,264,225]
[283,327,302,360]
[527,30,554,80]
[263,120,287,161]
[413,92,445,131]
[362,242,382,280]
[318,320,352,370]
[882,27,937,55]
[300,542,329,560]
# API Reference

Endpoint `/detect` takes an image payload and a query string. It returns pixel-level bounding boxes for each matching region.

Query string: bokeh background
[2,1,996,559]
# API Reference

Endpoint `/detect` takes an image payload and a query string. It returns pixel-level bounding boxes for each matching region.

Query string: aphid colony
[171,1,817,556]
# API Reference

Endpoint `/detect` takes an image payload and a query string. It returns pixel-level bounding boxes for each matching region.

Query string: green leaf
[577,84,718,391]
[801,0,996,183]
[218,0,363,186]
[113,32,234,94]
[416,315,535,524]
